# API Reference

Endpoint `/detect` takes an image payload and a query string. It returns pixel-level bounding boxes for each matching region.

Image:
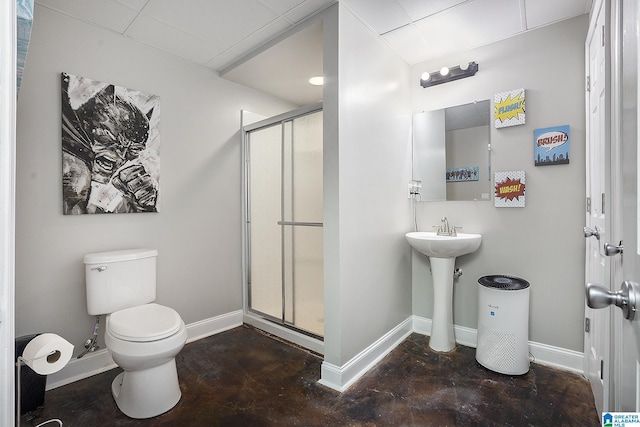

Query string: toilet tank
[84,249,158,315]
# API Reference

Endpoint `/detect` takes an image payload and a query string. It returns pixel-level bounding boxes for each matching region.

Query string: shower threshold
[243,311,324,355]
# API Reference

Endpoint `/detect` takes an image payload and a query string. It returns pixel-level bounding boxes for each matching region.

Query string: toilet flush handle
[91,266,107,272]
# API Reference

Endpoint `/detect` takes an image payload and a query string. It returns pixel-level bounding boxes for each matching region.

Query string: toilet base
[111,359,181,419]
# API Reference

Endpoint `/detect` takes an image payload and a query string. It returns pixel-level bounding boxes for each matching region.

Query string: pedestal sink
[406,231,482,352]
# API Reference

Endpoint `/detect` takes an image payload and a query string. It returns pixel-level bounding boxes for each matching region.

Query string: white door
[584,0,610,414]
[587,0,640,415]
[617,0,640,411]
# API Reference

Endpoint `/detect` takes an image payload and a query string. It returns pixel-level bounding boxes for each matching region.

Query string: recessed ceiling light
[308,76,324,86]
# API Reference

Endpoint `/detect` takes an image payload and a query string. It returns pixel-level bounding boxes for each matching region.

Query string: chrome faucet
[436,216,459,236]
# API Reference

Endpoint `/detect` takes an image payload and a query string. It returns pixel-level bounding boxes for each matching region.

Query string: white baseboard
[46,347,116,391]
[186,309,243,344]
[318,317,413,392]
[46,309,244,390]
[46,311,584,392]
[527,341,584,374]
[412,315,584,374]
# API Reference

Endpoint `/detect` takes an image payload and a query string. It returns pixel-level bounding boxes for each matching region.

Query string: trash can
[15,334,47,414]
[476,275,530,375]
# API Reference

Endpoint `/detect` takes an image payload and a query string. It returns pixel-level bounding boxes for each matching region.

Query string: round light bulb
[308,76,324,86]
[459,62,469,71]
[440,66,450,76]
[421,72,431,81]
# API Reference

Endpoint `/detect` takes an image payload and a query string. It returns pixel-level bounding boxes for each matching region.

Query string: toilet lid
[108,303,183,342]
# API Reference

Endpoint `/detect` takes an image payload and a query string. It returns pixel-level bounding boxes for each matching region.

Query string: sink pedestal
[429,257,456,352]
[404,231,482,353]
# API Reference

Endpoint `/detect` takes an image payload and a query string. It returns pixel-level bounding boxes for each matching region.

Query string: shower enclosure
[242,104,323,342]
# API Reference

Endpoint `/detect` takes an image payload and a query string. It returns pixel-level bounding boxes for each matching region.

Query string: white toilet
[84,248,187,419]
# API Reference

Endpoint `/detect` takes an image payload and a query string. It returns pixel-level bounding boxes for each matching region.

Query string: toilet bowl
[105,303,188,419]
[84,249,187,419]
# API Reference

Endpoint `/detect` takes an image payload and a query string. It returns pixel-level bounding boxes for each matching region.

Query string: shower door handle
[277,221,323,227]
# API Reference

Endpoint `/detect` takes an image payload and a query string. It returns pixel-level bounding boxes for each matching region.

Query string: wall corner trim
[46,309,244,390]
[318,317,413,392]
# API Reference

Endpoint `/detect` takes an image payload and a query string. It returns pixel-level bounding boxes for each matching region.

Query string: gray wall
[323,4,413,366]
[15,5,294,353]
[410,15,589,351]
[15,2,587,369]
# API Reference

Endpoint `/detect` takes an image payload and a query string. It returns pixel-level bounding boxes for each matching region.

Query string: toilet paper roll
[22,333,74,375]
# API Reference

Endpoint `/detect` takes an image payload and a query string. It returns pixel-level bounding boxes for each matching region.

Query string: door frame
[614,0,640,411]
[0,0,17,425]
[608,0,624,410]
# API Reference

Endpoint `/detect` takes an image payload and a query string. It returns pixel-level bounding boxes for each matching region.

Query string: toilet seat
[108,303,182,342]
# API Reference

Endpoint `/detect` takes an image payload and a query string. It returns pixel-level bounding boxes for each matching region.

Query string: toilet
[84,248,187,419]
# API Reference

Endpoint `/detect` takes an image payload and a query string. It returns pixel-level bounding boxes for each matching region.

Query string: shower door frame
[241,103,324,355]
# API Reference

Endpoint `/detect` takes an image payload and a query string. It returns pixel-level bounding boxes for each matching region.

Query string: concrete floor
[22,324,600,426]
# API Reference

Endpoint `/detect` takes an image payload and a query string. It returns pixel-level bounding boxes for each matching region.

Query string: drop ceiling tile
[524,0,591,29]
[259,0,307,15]
[343,0,412,34]
[117,0,148,11]
[284,0,336,23]
[208,17,293,72]
[227,18,293,60]
[204,50,243,72]
[139,0,279,50]
[126,14,224,64]
[413,0,523,60]
[35,0,140,33]
[396,0,469,21]
[382,24,432,65]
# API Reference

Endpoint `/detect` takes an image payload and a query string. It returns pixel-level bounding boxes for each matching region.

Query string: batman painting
[61,72,160,214]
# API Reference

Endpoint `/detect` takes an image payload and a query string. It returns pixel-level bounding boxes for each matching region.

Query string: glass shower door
[246,109,323,338]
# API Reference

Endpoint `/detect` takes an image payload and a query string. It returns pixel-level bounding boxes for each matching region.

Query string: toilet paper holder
[16,333,73,427]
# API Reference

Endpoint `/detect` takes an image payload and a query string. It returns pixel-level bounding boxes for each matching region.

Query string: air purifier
[476,275,530,375]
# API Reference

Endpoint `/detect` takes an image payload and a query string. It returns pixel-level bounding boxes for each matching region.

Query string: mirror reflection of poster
[61,73,160,214]
[534,125,570,166]
[446,166,479,182]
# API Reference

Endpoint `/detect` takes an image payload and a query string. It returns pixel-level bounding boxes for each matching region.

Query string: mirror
[412,100,491,201]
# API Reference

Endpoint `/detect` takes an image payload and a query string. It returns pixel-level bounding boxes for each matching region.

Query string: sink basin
[405,231,482,258]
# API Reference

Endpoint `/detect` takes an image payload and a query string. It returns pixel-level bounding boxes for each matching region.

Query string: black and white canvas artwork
[61,72,160,214]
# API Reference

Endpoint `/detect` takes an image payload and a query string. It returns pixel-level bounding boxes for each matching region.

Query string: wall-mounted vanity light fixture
[420,62,479,88]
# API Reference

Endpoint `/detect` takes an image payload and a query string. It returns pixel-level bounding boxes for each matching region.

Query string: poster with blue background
[534,125,570,166]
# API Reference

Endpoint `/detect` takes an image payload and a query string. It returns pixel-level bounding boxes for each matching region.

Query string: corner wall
[410,15,589,352]
[322,3,413,384]
[15,5,295,353]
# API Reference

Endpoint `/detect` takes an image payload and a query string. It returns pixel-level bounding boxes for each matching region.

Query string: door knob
[584,226,600,240]
[586,281,639,320]
[604,241,623,256]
